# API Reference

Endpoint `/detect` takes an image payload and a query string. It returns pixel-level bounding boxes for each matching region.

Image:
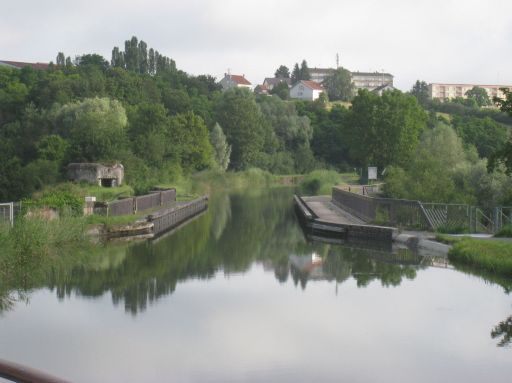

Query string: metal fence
[332,187,511,233]
[0,202,22,226]
[105,188,177,217]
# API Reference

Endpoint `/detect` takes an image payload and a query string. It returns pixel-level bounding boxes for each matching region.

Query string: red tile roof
[228,74,251,86]
[301,80,324,90]
[0,60,50,70]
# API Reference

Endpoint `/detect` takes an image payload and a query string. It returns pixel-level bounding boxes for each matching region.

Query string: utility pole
[336,53,339,69]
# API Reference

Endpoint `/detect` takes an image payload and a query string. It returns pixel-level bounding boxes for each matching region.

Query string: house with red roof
[219,73,252,91]
[290,80,324,101]
[0,60,50,70]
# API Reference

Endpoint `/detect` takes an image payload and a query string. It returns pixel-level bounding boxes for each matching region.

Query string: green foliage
[410,80,430,107]
[465,86,492,107]
[274,65,290,78]
[210,123,231,171]
[348,89,427,169]
[495,224,512,238]
[269,81,290,100]
[23,190,83,216]
[51,97,128,162]
[215,88,266,170]
[299,170,341,195]
[452,116,508,159]
[322,67,353,101]
[449,238,512,276]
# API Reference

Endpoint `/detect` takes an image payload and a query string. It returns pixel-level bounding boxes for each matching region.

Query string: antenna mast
[336,53,339,69]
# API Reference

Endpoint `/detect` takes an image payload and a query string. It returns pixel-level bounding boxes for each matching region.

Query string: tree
[210,123,231,171]
[347,90,427,169]
[452,116,508,159]
[56,52,65,67]
[291,63,301,85]
[138,40,148,75]
[489,88,512,174]
[300,60,311,81]
[168,112,213,172]
[465,86,491,107]
[322,67,353,101]
[274,65,290,78]
[215,88,266,170]
[269,81,289,100]
[410,80,430,107]
[76,54,109,71]
[51,97,129,162]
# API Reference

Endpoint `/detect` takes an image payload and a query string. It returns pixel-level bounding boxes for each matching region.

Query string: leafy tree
[37,135,69,163]
[76,54,109,71]
[138,40,148,75]
[274,65,290,78]
[489,88,512,174]
[410,80,430,107]
[215,88,266,170]
[51,97,129,162]
[300,60,311,81]
[269,81,289,100]
[465,86,491,107]
[168,112,212,172]
[210,123,231,171]
[322,67,353,101]
[56,52,66,67]
[452,116,508,158]
[347,90,427,169]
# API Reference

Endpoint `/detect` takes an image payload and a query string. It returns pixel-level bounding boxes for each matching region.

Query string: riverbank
[446,236,512,276]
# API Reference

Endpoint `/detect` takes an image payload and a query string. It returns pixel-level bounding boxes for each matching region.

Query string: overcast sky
[2,0,511,90]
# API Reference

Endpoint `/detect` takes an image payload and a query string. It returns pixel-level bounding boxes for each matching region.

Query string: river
[0,187,511,382]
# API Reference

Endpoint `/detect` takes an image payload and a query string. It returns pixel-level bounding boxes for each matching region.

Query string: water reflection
[491,316,512,347]
[43,188,440,315]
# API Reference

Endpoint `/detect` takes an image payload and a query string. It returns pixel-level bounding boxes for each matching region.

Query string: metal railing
[0,202,22,227]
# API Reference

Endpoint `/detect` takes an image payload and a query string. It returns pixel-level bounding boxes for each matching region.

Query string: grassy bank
[448,237,512,276]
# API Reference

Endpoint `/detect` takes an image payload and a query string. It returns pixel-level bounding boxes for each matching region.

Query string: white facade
[351,72,394,91]
[290,81,324,101]
[429,83,511,101]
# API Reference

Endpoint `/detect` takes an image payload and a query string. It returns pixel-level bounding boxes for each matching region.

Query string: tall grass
[299,170,343,195]
[448,238,512,276]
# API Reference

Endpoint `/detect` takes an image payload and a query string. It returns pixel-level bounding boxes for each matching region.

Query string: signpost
[368,166,377,182]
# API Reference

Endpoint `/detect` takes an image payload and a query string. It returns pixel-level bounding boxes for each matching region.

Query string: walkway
[301,196,365,225]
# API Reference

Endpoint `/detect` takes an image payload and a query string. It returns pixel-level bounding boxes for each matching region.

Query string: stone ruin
[67,163,124,187]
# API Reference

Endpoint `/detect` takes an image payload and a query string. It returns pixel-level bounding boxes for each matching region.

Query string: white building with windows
[428,83,511,101]
[219,73,252,91]
[290,80,324,101]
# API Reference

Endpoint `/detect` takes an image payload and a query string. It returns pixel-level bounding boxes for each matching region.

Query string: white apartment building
[429,83,511,101]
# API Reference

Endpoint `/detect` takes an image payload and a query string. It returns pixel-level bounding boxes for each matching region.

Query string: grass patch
[435,233,465,245]
[448,238,512,276]
[33,182,134,202]
[495,224,512,238]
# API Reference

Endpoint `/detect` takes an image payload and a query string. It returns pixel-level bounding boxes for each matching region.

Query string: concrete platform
[294,195,396,242]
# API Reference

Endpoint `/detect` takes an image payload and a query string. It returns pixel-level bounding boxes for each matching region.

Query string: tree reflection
[491,316,512,347]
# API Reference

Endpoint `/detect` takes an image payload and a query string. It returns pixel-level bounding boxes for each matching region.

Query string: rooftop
[0,60,50,70]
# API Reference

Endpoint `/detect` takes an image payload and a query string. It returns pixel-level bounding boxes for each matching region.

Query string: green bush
[299,170,341,195]
[495,224,512,238]
[23,190,83,216]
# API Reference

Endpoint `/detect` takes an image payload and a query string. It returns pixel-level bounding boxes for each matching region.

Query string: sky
[2,0,512,90]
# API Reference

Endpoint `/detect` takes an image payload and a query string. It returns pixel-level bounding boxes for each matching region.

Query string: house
[67,163,124,187]
[254,84,269,95]
[219,73,252,91]
[262,77,292,90]
[372,84,396,95]
[289,80,324,101]
[0,60,50,70]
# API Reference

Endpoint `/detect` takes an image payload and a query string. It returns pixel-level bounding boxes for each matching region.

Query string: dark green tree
[210,123,231,171]
[322,67,353,101]
[56,52,66,67]
[300,60,311,81]
[489,88,512,174]
[215,88,266,170]
[291,63,301,85]
[465,86,492,107]
[274,65,290,78]
[269,81,290,100]
[410,80,430,107]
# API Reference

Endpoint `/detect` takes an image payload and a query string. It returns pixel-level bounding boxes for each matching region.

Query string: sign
[368,166,378,181]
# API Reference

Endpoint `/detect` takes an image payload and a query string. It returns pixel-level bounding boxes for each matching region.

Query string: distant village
[218,65,511,103]
[1,59,510,103]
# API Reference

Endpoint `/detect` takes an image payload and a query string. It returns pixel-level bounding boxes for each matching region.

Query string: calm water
[1,188,511,382]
